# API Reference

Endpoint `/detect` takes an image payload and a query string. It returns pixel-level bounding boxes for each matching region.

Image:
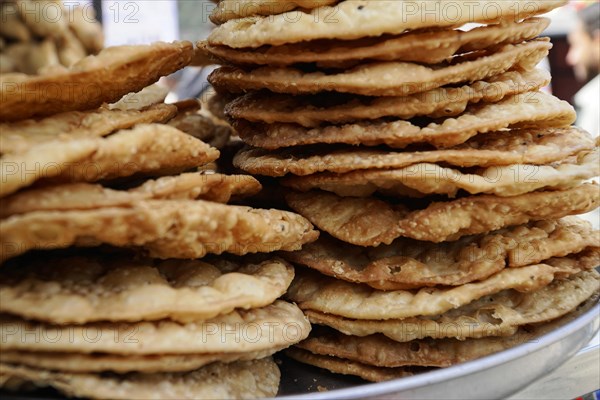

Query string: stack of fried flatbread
[1,0,103,75]
[0,41,320,399]
[200,0,600,382]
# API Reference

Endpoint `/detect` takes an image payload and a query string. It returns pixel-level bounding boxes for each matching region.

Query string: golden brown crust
[0,300,310,354]
[280,218,598,289]
[1,173,261,218]
[0,348,283,374]
[210,0,338,24]
[208,1,565,48]
[0,104,177,156]
[233,92,575,149]
[0,358,281,399]
[208,40,551,96]
[304,270,600,341]
[286,184,600,245]
[0,255,294,323]
[286,252,599,320]
[0,348,281,374]
[285,348,418,382]
[298,285,600,369]
[234,127,595,177]
[0,199,319,262]
[168,110,233,150]
[226,69,550,127]
[281,149,599,198]
[202,18,549,67]
[1,124,220,197]
[0,41,193,121]
[109,85,169,111]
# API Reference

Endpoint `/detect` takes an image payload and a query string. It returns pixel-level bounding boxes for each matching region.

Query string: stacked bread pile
[202,0,600,381]
[0,41,319,399]
[1,0,103,74]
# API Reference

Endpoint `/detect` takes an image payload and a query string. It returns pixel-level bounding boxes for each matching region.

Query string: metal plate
[1,303,598,400]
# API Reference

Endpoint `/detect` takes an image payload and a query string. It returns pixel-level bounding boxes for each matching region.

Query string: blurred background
[106,0,600,136]
[1,0,598,136]
[52,0,600,134]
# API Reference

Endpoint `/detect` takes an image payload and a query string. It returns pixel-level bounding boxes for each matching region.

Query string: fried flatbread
[280,218,598,289]
[1,124,219,197]
[234,91,575,149]
[285,348,417,382]
[0,300,310,354]
[0,358,280,400]
[210,0,338,24]
[297,288,599,370]
[0,41,193,121]
[109,84,169,111]
[286,251,599,320]
[56,29,87,67]
[17,0,68,37]
[234,127,595,177]
[296,330,516,368]
[31,40,61,73]
[0,255,294,323]
[168,109,233,149]
[281,149,600,198]
[3,44,35,75]
[0,199,319,262]
[1,173,261,218]
[208,40,551,96]
[208,1,565,48]
[226,69,550,127]
[0,2,31,42]
[0,347,284,374]
[202,18,549,67]
[203,90,237,121]
[286,184,599,245]
[68,4,104,54]
[0,103,177,156]
[304,269,600,341]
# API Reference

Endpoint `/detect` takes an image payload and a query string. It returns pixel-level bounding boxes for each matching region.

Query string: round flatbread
[285,184,599,245]
[208,0,565,48]
[0,301,310,354]
[287,255,598,320]
[0,198,319,262]
[210,0,338,24]
[1,172,261,218]
[281,149,599,198]
[0,358,280,400]
[0,255,294,323]
[0,124,220,198]
[233,91,575,150]
[202,18,549,67]
[280,217,598,289]
[0,41,193,121]
[209,40,551,96]
[226,69,550,127]
[234,127,595,177]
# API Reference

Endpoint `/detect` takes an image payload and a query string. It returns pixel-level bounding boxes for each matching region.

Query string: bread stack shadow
[0,41,319,399]
[202,0,600,381]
